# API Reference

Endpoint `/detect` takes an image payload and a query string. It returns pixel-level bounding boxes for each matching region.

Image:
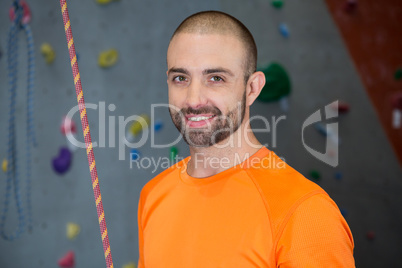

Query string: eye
[210,76,223,82]
[173,76,187,82]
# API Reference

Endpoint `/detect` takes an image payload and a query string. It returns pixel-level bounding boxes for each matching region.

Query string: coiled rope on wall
[1,0,36,241]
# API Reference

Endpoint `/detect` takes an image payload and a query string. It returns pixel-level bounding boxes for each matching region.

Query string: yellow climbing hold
[98,49,119,68]
[122,262,136,268]
[129,114,150,137]
[40,43,56,64]
[2,159,7,173]
[96,0,120,5]
[66,222,80,240]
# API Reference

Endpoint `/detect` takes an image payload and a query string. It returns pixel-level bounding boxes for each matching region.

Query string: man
[138,11,354,267]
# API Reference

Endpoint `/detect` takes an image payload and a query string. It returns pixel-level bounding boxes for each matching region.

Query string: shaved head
[169,11,257,83]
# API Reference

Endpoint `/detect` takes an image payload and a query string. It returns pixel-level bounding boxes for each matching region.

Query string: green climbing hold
[257,62,291,102]
[310,170,321,182]
[170,146,178,162]
[272,0,284,9]
[395,68,402,80]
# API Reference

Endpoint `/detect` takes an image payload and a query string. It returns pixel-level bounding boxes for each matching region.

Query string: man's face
[167,33,248,147]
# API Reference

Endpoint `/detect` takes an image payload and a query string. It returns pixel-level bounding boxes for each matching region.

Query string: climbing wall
[0,0,401,267]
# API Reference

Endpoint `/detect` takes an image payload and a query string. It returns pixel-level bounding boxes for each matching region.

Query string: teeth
[188,115,214,122]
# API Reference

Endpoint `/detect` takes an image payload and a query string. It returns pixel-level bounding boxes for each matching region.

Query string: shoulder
[244,150,328,236]
[246,149,326,203]
[245,149,354,266]
[275,192,355,267]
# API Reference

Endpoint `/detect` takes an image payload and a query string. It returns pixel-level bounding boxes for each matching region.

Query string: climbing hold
[366,231,375,241]
[340,208,348,218]
[330,101,350,114]
[393,109,401,129]
[96,0,120,5]
[66,222,80,240]
[170,146,178,162]
[335,171,343,180]
[391,92,402,129]
[123,262,137,268]
[2,159,7,173]
[343,0,358,14]
[391,92,402,110]
[309,170,321,182]
[40,43,56,64]
[279,97,289,112]
[58,250,75,268]
[129,114,150,137]
[271,0,284,9]
[314,122,340,145]
[60,116,77,136]
[395,68,402,80]
[154,120,164,132]
[9,0,32,24]
[52,147,72,175]
[61,116,79,152]
[98,49,119,68]
[279,23,289,38]
[130,149,140,161]
[126,115,150,142]
[257,63,291,102]
[315,122,328,136]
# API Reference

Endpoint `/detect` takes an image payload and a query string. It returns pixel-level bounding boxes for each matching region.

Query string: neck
[187,123,263,178]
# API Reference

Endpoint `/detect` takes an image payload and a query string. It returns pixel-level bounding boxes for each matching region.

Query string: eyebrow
[167,67,235,77]
[203,68,234,77]
[167,68,189,76]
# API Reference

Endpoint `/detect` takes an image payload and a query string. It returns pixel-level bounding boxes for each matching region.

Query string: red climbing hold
[60,116,77,135]
[391,91,402,110]
[366,231,375,241]
[343,0,358,14]
[9,1,32,24]
[58,250,75,268]
[330,101,350,114]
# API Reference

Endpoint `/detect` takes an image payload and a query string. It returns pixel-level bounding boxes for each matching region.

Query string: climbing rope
[59,1,114,267]
[0,0,36,240]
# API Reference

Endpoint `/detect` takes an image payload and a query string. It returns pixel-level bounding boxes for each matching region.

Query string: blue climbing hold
[130,149,140,161]
[340,208,348,218]
[154,120,164,132]
[335,171,343,180]
[279,23,289,38]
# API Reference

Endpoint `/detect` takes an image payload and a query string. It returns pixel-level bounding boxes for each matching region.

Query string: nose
[185,79,207,109]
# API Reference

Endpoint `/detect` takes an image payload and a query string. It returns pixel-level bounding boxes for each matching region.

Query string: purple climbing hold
[52,147,72,174]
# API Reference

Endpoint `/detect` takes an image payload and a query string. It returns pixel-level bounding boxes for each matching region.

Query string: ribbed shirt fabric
[138,147,355,267]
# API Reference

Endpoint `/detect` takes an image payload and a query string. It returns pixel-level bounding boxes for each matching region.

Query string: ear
[246,71,266,106]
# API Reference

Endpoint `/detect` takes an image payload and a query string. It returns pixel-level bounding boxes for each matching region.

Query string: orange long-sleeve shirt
[138,147,354,267]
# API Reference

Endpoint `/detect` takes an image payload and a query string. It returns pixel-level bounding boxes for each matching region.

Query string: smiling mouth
[187,115,215,122]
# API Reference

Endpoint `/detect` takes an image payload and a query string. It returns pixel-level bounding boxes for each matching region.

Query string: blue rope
[0,0,36,240]
[23,22,35,234]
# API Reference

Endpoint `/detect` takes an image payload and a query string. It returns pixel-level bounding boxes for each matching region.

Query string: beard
[169,92,246,147]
